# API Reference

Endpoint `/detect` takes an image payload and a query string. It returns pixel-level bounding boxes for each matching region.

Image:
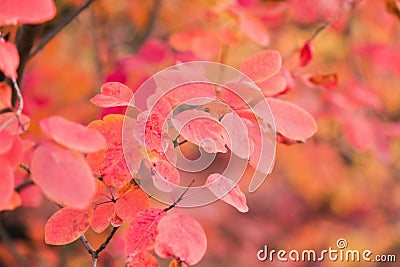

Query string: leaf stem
[0,80,24,132]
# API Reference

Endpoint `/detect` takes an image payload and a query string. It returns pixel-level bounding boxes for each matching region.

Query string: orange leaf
[240,50,282,83]
[45,207,93,245]
[114,188,150,221]
[155,213,207,265]
[31,142,96,209]
[127,251,158,267]
[91,202,114,233]
[40,115,106,153]
[308,72,338,89]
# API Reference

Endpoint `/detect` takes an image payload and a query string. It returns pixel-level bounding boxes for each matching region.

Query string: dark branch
[15,180,34,193]
[132,0,161,50]
[80,226,119,267]
[28,0,96,59]
[164,180,195,212]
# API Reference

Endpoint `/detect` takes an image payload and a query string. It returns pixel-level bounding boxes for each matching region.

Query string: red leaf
[124,208,166,255]
[0,0,56,25]
[114,188,150,221]
[127,252,158,267]
[40,115,106,153]
[0,39,19,80]
[171,109,227,153]
[206,173,249,213]
[299,41,313,67]
[220,112,251,159]
[2,133,23,169]
[155,213,207,265]
[0,112,30,134]
[0,158,14,210]
[267,97,317,141]
[91,202,114,233]
[240,50,282,83]
[87,115,142,188]
[45,207,93,245]
[152,160,180,192]
[0,82,12,109]
[90,82,134,108]
[0,130,14,155]
[308,72,338,89]
[31,142,96,209]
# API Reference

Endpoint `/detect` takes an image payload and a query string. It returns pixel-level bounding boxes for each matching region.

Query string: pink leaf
[256,75,288,97]
[0,112,30,134]
[238,13,270,47]
[0,158,14,210]
[152,160,180,192]
[155,213,207,265]
[171,109,227,153]
[240,50,282,83]
[31,142,96,209]
[267,97,317,140]
[91,202,114,233]
[206,173,249,213]
[0,0,56,25]
[114,188,150,221]
[124,208,166,255]
[90,82,134,108]
[40,115,106,153]
[220,112,251,159]
[0,39,19,80]
[45,207,93,245]
[299,41,313,67]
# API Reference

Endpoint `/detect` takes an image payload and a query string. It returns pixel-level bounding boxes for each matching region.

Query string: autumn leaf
[0,39,19,80]
[267,97,317,141]
[206,173,249,213]
[155,213,207,265]
[90,82,134,108]
[45,207,93,245]
[299,41,313,67]
[126,252,158,267]
[31,142,96,209]
[40,115,106,153]
[0,82,12,110]
[124,208,165,255]
[308,72,338,89]
[114,188,150,221]
[152,160,180,192]
[240,50,282,83]
[0,112,30,134]
[91,202,114,233]
[0,0,56,25]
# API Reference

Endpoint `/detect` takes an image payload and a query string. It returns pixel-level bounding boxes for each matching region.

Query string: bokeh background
[1,0,400,266]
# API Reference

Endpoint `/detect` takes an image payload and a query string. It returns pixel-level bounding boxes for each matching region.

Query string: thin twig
[80,227,119,267]
[0,80,24,132]
[15,180,34,193]
[0,218,30,266]
[29,0,96,59]
[164,180,195,212]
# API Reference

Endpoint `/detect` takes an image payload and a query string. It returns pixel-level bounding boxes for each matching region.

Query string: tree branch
[132,0,161,50]
[80,227,119,267]
[28,0,96,60]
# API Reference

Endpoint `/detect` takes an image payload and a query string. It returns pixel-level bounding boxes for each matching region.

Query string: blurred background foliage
[1,0,400,266]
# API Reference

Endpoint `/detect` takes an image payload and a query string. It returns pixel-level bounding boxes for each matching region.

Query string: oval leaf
[155,213,207,265]
[0,0,56,25]
[91,202,114,233]
[0,39,19,80]
[45,207,93,245]
[40,115,106,153]
[114,188,150,221]
[31,142,96,209]
[152,160,180,192]
[267,97,317,140]
[206,173,249,213]
[90,82,134,108]
[240,50,282,83]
